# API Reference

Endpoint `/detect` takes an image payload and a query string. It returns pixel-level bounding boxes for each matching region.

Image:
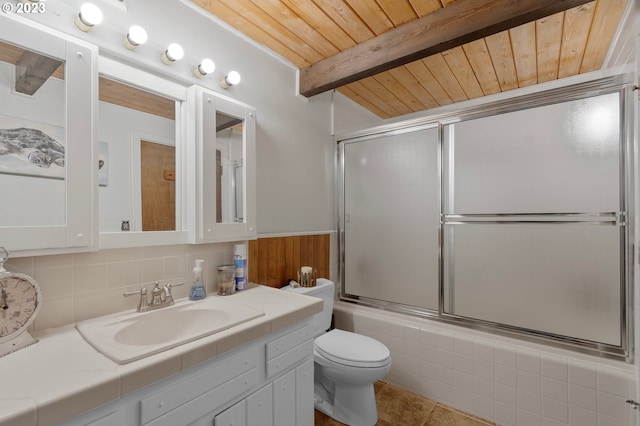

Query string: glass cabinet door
[188,86,256,243]
[0,15,96,252]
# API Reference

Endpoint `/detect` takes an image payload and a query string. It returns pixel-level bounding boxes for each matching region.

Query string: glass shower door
[442,91,625,346]
[341,126,440,311]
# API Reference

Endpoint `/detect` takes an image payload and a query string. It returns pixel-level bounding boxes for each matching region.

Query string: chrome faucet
[123,281,184,312]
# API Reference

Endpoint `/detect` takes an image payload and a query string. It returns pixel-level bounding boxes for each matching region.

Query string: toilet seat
[315,329,390,368]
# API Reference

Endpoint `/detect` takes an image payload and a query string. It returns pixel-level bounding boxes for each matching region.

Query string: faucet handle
[164,282,184,304]
[123,287,148,311]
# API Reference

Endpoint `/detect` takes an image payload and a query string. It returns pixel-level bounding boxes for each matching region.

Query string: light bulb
[194,58,215,78]
[220,71,241,89]
[124,25,148,50]
[161,43,184,65]
[75,3,103,32]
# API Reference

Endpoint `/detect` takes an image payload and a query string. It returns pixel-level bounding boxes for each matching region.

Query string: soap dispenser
[189,259,206,300]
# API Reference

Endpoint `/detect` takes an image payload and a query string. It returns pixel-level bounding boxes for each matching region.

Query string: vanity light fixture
[220,71,241,89]
[123,25,148,50]
[75,3,103,32]
[161,43,184,65]
[193,58,215,78]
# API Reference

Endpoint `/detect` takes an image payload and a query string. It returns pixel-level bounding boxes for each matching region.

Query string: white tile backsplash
[9,242,236,331]
[334,302,636,426]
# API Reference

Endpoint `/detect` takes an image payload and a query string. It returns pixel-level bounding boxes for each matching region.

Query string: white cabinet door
[295,360,314,426]
[187,86,257,244]
[272,370,295,426]
[0,14,97,253]
[214,400,246,426]
[246,384,272,426]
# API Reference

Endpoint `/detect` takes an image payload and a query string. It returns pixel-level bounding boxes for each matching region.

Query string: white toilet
[283,278,391,426]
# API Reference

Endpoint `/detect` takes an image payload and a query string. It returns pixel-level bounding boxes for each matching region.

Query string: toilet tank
[282,278,334,337]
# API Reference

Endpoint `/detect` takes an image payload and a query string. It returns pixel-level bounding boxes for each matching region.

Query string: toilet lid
[315,329,390,368]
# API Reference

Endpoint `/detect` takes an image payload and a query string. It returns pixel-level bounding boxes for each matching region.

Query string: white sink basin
[76,297,264,364]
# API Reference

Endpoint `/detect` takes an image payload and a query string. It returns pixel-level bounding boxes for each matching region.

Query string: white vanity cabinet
[212,360,312,426]
[244,384,273,426]
[62,321,314,426]
[186,86,257,244]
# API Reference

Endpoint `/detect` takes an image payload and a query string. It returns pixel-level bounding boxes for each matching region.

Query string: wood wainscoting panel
[248,234,330,288]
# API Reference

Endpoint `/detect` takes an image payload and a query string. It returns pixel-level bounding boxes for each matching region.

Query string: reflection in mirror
[216,111,244,224]
[0,40,66,227]
[98,76,177,232]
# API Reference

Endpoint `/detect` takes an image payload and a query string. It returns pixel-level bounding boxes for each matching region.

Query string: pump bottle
[234,244,248,291]
[189,259,206,300]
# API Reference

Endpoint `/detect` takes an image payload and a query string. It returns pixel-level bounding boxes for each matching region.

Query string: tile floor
[314,381,496,426]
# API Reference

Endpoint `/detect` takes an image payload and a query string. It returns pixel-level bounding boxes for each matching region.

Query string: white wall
[332,90,382,136]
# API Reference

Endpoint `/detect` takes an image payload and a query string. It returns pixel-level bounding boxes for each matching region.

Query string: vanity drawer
[141,348,258,424]
[265,323,313,360]
[148,369,258,426]
[266,339,313,378]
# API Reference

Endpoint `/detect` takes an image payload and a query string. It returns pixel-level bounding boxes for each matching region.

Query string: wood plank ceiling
[191,0,629,119]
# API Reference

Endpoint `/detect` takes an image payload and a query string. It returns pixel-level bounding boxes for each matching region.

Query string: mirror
[216,111,244,224]
[188,86,256,243]
[98,76,178,233]
[0,40,66,227]
[0,15,95,252]
[97,57,189,248]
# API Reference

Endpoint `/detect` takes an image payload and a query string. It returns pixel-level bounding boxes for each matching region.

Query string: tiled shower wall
[6,243,236,331]
[333,303,636,426]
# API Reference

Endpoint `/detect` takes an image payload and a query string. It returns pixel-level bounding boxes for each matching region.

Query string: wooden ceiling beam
[15,50,63,96]
[299,0,594,97]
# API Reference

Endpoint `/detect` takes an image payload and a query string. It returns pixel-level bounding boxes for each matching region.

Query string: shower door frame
[337,73,635,361]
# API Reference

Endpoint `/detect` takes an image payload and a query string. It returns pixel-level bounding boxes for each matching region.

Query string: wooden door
[141,140,175,231]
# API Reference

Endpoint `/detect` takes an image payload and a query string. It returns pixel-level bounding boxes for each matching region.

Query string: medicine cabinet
[187,86,256,243]
[98,57,189,249]
[0,14,96,252]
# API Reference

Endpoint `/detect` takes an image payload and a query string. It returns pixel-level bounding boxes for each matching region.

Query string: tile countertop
[0,284,322,426]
